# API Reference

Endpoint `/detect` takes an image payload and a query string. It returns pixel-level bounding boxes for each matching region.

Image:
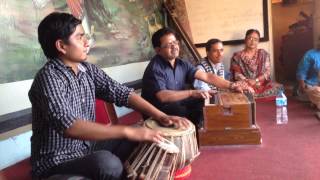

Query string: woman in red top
[230,29,283,98]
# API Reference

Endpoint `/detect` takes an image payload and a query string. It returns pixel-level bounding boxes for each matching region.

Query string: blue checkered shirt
[28,59,133,176]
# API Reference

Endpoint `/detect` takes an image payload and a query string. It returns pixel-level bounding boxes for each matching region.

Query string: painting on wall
[0,0,163,84]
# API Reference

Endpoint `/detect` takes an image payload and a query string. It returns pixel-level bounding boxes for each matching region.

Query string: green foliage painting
[0,0,163,83]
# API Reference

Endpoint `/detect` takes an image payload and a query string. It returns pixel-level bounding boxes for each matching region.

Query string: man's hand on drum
[125,126,164,143]
[158,115,190,129]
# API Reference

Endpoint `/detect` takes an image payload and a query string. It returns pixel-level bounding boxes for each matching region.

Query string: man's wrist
[122,126,130,139]
[188,90,193,97]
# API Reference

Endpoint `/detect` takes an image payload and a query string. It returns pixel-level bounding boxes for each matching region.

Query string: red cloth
[174,165,192,180]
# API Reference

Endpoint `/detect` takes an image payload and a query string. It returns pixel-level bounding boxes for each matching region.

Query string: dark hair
[245,29,260,38]
[151,27,178,48]
[38,12,82,59]
[205,38,222,52]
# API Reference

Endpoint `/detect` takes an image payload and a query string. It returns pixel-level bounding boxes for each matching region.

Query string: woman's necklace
[242,49,258,72]
[243,49,257,60]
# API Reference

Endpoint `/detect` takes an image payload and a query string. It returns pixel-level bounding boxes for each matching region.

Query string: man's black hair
[205,38,222,52]
[151,27,178,48]
[38,12,82,59]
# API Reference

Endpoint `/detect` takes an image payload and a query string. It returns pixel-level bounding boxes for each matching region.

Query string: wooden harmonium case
[203,92,255,130]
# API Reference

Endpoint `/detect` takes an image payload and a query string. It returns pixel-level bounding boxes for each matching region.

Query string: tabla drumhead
[145,119,194,136]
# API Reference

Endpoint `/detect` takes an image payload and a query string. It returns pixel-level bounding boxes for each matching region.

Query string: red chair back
[95,99,118,125]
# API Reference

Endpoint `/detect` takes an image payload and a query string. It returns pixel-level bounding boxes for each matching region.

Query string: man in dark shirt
[142,28,251,127]
[29,12,188,180]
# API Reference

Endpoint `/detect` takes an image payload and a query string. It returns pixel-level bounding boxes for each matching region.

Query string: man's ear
[155,47,161,54]
[55,40,67,55]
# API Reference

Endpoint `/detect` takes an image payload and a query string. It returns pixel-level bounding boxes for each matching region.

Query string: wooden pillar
[314,0,320,46]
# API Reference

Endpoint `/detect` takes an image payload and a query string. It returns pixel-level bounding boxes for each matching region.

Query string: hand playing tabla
[125,126,164,143]
[158,115,190,129]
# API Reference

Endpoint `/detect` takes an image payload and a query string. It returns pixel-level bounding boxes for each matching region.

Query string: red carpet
[190,98,320,180]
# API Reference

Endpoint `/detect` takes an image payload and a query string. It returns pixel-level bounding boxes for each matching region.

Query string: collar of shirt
[50,58,87,76]
[156,54,184,69]
[206,57,222,73]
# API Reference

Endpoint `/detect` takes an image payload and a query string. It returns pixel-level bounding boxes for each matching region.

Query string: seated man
[29,12,188,180]
[296,41,320,118]
[141,28,252,128]
[230,29,283,99]
[194,38,225,92]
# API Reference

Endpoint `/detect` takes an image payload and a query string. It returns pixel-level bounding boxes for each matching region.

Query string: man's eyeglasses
[160,40,179,48]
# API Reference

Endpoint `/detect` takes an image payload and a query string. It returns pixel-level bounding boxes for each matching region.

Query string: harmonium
[199,92,262,145]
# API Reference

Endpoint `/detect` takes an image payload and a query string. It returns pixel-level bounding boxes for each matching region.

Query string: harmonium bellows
[199,92,261,146]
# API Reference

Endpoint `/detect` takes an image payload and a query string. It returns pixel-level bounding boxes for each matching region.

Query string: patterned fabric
[230,49,283,98]
[296,49,320,86]
[193,58,224,92]
[29,58,133,177]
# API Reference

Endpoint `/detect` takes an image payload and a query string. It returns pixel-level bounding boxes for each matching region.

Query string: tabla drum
[125,138,179,180]
[144,119,200,169]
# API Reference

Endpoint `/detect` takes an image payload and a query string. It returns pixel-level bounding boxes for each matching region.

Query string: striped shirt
[28,59,133,177]
[193,58,225,92]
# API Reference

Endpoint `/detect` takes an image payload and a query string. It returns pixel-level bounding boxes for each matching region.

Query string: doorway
[271,0,313,86]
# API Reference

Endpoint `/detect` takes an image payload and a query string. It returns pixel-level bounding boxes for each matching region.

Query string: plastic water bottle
[276,91,288,124]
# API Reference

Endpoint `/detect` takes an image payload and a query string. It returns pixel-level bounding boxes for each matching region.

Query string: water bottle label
[276,93,287,106]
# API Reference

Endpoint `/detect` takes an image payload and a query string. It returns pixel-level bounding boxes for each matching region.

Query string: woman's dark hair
[205,38,222,52]
[245,29,260,38]
[151,27,178,48]
[38,12,82,59]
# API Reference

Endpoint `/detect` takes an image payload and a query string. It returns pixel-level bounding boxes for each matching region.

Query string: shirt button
[82,99,85,103]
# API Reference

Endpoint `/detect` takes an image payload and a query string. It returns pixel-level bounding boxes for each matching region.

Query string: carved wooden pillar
[314,0,320,46]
